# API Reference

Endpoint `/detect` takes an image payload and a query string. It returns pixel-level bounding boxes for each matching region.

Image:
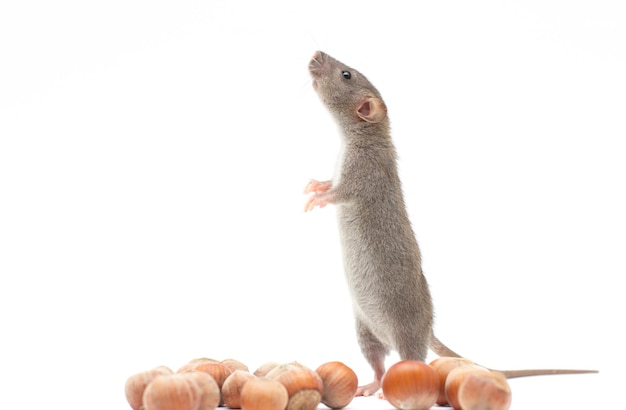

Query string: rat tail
[429,334,598,378]
[429,335,463,358]
[497,368,599,378]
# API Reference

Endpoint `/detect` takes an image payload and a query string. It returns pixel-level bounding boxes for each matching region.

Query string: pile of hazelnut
[125,357,511,410]
[383,358,512,410]
[125,358,357,410]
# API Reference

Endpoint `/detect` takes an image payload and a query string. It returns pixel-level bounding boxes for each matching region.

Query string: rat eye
[342,71,352,79]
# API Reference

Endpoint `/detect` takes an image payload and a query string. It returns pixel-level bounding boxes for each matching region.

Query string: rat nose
[312,50,327,61]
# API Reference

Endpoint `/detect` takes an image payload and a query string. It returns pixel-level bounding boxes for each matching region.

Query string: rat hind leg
[395,320,431,362]
[355,318,389,396]
[396,336,429,362]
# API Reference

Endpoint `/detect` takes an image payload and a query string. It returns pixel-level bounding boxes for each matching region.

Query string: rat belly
[337,206,433,352]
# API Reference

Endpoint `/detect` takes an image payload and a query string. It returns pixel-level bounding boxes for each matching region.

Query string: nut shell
[222,370,256,409]
[240,377,289,410]
[445,365,491,410]
[381,360,439,410]
[194,362,232,386]
[181,371,220,410]
[221,359,249,373]
[429,357,475,405]
[178,358,219,374]
[315,361,358,409]
[194,362,233,406]
[265,363,298,379]
[124,366,174,410]
[269,365,323,410]
[253,362,280,378]
[458,371,512,410]
[142,374,200,410]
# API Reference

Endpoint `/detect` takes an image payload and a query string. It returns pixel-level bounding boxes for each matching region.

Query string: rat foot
[355,380,381,397]
[304,179,332,194]
[304,193,330,212]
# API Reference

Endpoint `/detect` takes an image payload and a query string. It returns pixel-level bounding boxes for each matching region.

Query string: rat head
[309,51,388,133]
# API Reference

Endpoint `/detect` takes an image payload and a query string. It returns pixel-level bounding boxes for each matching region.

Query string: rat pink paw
[355,380,381,397]
[304,194,330,212]
[304,179,332,194]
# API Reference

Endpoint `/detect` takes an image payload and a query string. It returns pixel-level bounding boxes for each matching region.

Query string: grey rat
[304,50,597,396]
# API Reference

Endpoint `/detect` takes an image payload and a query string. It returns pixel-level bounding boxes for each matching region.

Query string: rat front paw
[304,193,332,212]
[303,179,332,194]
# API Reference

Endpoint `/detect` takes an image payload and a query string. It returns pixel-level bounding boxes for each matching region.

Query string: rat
[304,50,597,396]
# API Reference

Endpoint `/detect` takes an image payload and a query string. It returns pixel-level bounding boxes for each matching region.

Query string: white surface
[0,1,622,409]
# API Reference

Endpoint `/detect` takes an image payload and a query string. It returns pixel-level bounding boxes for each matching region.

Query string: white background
[1,1,623,409]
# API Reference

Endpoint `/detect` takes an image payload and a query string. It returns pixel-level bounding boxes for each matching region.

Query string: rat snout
[309,51,324,90]
[311,50,329,62]
[309,50,328,81]
[308,51,336,92]
[309,51,323,71]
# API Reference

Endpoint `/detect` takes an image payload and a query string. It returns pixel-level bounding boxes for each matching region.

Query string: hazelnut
[181,371,220,410]
[444,365,491,409]
[458,371,512,410]
[315,361,358,409]
[142,374,200,410]
[381,360,439,410]
[240,377,288,410]
[429,356,475,405]
[125,366,174,410]
[269,364,323,410]
[222,370,256,409]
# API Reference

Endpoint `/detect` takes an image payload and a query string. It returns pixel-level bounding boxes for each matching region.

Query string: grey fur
[304,51,597,395]
[305,50,434,394]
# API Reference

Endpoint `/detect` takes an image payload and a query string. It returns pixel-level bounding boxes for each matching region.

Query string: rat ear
[356,96,387,123]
